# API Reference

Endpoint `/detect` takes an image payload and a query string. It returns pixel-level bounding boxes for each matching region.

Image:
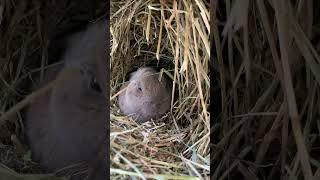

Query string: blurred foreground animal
[24,20,107,180]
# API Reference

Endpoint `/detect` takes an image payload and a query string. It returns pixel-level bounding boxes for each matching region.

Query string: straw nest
[110,0,210,179]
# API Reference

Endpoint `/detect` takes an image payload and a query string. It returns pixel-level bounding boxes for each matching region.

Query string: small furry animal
[118,67,172,122]
[24,20,107,180]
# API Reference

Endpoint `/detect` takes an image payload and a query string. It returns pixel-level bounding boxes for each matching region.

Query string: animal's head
[49,20,107,141]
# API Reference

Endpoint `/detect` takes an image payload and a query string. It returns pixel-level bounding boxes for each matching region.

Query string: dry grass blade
[111,168,200,180]
[0,79,56,125]
[222,0,249,36]
[273,0,313,179]
[0,5,3,25]
[0,165,65,180]
[212,0,226,120]
[237,162,258,180]
[290,15,320,85]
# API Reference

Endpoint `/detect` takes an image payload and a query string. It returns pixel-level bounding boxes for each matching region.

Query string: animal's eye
[90,76,102,93]
[130,80,142,93]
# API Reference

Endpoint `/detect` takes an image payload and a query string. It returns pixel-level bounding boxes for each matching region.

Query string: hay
[212,0,320,179]
[110,0,210,179]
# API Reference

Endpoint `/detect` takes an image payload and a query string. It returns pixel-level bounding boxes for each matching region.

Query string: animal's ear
[63,19,107,67]
[130,68,148,80]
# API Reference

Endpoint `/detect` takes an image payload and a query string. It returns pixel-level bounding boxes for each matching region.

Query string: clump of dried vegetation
[212,0,320,179]
[110,0,210,179]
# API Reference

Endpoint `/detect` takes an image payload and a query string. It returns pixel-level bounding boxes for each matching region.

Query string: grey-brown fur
[118,67,172,123]
[24,20,107,180]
